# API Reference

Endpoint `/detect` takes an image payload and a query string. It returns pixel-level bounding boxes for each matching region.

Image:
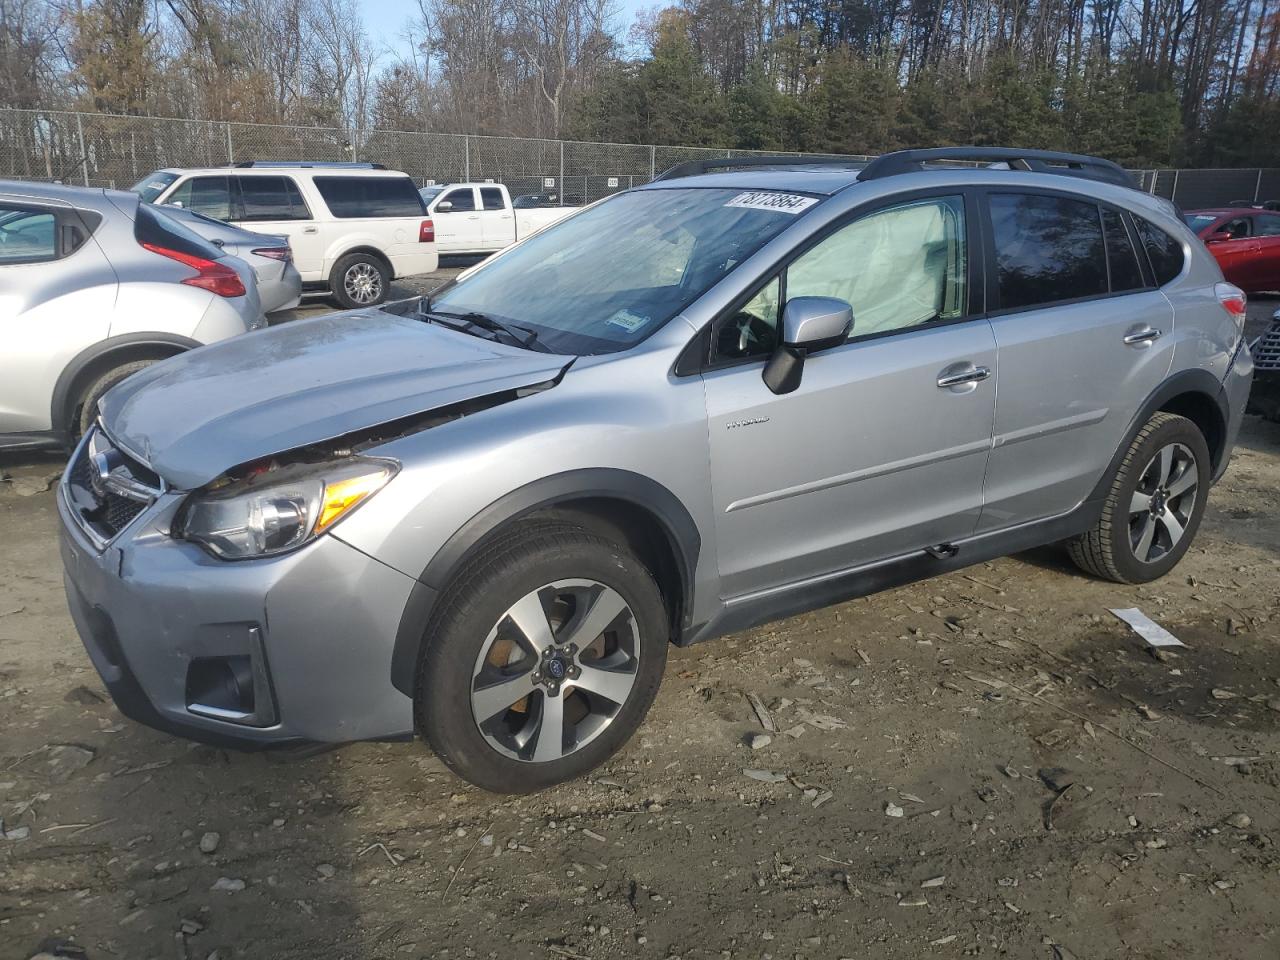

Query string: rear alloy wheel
[330,253,388,308]
[1068,412,1210,583]
[417,523,668,793]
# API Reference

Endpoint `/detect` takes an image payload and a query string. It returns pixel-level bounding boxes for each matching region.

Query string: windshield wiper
[423,308,551,352]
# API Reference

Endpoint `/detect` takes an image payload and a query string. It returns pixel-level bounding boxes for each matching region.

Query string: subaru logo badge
[547,658,566,679]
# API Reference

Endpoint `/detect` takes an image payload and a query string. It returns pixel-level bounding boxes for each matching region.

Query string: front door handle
[1123,327,1163,346]
[936,364,991,389]
[302,226,318,235]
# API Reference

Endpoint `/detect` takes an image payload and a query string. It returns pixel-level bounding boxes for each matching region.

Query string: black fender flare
[50,332,200,441]
[390,468,701,697]
[1086,367,1229,503]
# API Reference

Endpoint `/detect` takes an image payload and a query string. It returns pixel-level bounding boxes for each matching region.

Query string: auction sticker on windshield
[726,192,818,214]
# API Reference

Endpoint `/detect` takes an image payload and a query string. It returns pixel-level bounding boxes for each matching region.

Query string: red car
[1185,207,1280,292]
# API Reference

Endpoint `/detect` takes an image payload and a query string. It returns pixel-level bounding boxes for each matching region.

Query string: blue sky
[355,0,654,63]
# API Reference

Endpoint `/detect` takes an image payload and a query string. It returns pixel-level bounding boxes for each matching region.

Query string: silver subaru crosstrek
[59,148,1254,793]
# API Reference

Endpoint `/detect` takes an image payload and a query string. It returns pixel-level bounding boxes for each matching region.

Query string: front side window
[991,193,1107,310]
[429,187,812,355]
[480,187,505,210]
[439,188,476,212]
[167,176,233,220]
[1133,216,1186,286]
[0,205,57,264]
[312,176,426,218]
[237,175,311,221]
[713,195,968,361]
[166,176,234,220]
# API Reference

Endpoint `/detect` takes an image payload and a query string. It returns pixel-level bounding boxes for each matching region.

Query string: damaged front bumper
[58,431,419,749]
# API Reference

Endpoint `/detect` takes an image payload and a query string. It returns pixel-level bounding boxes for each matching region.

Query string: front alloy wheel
[470,580,640,763]
[417,522,668,793]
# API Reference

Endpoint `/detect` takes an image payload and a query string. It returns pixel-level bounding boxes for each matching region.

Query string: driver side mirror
[1206,230,1232,243]
[763,296,854,395]
[435,200,453,212]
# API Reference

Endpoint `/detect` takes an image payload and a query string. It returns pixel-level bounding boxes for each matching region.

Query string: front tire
[1068,412,1210,583]
[416,523,669,793]
[330,253,389,309]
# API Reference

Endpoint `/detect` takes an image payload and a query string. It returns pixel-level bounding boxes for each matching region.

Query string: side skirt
[681,498,1103,646]
[0,431,64,453]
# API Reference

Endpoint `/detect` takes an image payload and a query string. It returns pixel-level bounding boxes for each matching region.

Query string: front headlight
[175,457,397,559]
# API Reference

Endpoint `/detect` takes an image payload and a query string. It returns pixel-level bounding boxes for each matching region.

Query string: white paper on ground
[1109,607,1186,648]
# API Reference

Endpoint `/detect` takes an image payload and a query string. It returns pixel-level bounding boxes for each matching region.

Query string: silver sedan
[155,206,302,313]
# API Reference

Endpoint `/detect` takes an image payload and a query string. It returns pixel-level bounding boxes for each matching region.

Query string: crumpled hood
[99,307,570,489]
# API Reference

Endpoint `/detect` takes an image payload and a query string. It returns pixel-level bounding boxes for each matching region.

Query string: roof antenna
[55,155,88,185]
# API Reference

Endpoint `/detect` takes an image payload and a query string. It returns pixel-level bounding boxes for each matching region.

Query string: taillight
[419,219,435,243]
[1215,282,1247,336]
[142,242,246,298]
[251,246,291,262]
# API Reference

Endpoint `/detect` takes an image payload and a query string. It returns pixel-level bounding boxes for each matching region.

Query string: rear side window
[312,176,426,218]
[1257,214,1280,236]
[1102,208,1144,292]
[135,203,225,260]
[0,205,57,264]
[1133,217,1186,285]
[237,176,312,221]
[990,193,1107,310]
[480,187,505,211]
[0,203,98,264]
[166,176,234,220]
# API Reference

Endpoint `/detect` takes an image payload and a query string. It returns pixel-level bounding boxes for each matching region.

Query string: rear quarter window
[135,203,226,260]
[1133,217,1186,286]
[312,176,426,218]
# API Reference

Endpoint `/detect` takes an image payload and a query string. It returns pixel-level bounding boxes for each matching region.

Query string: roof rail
[653,154,865,182]
[230,161,388,170]
[857,147,1134,189]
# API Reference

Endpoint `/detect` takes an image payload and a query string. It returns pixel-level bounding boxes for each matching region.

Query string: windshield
[132,171,180,203]
[420,187,444,204]
[428,187,817,354]
[1183,214,1219,233]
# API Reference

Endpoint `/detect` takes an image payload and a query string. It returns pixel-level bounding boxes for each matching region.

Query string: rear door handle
[936,364,991,389]
[302,226,318,234]
[1123,327,1162,346]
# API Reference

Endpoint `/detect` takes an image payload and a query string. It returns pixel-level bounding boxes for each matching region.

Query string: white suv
[132,163,438,307]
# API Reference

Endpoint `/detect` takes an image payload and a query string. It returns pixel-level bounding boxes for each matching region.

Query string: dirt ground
[1,287,1278,960]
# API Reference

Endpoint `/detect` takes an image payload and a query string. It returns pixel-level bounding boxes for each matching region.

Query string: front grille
[63,427,162,547]
[1254,323,1280,371]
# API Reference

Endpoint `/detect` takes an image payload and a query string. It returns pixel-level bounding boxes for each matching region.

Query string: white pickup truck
[419,183,578,255]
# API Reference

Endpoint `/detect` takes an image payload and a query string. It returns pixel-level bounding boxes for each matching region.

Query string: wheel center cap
[546,656,567,680]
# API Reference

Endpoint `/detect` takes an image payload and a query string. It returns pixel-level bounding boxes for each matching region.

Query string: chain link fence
[0,108,870,204]
[2,108,1276,208]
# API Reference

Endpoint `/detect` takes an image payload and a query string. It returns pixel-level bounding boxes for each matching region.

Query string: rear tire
[330,253,389,309]
[74,359,160,440]
[1067,412,1210,584]
[416,522,668,793]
